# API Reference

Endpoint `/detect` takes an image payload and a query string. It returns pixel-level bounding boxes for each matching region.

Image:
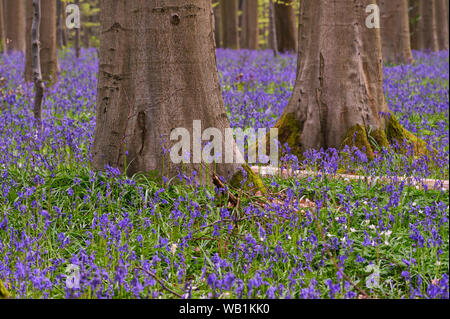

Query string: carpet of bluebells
[0,48,448,299]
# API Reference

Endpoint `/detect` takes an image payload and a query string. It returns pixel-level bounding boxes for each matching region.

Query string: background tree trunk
[25,0,33,82]
[269,0,278,56]
[274,0,297,53]
[213,0,222,48]
[32,0,44,130]
[409,0,420,50]
[92,0,244,183]
[75,0,80,57]
[435,0,449,50]
[417,0,439,51]
[0,0,5,52]
[379,0,413,64]
[240,0,258,50]
[4,0,26,53]
[40,0,58,82]
[25,0,58,83]
[220,0,239,49]
[56,0,64,48]
[274,0,390,160]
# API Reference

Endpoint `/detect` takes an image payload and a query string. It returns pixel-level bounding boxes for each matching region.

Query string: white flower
[170,243,178,255]
[350,228,356,233]
[369,225,376,230]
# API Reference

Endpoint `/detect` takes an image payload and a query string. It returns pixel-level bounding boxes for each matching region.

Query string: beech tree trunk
[0,0,5,52]
[57,0,64,48]
[32,0,44,130]
[25,0,58,83]
[435,0,449,50]
[274,0,391,160]
[379,0,413,64]
[417,0,439,51]
[269,0,278,56]
[240,0,258,50]
[75,0,80,57]
[220,0,239,49]
[92,0,245,183]
[409,0,420,50]
[4,0,26,53]
[213,0,222,48]
[274,0,297,53]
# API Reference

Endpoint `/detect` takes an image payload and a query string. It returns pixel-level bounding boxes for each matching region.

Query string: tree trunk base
[274,113,433,162]
[229,164,268,194]
[0,279,10,299]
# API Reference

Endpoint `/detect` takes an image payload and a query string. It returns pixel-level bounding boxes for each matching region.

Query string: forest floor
[0,49,448,299]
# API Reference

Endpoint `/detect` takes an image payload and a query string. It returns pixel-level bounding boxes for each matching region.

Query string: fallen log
[251,166,449,191]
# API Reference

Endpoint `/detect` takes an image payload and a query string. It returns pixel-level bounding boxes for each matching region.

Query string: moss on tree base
[273,112,304,160]
[273,111,432,162]
[230,163,268,194]
[0,279,10,299]
[341,124,376,160]
[340,114,432,159]
[385,114,431,156]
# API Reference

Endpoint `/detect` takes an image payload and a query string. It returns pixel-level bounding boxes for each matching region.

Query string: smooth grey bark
[275,0,389,156]
[274,0,297,53]
[92,0,242,183]
[436,0,449,50]
[4,0,26,53]
[0,0,5,52]
[25,0,58,83]
[417,0,439,51]
[57,0,64,48]
[409,0,420,50]
[220,0,239,49]
[379,0,413,64]
[269,0,278,56]
[32,0,44,130]
[75,0,80,57]
[240,0,258,50]
[213,0,222,47]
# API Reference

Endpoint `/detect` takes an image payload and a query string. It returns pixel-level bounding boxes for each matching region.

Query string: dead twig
[136,266,183,298]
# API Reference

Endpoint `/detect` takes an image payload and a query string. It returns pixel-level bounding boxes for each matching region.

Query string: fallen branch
[252,166,449,191]
[136,266,183,298]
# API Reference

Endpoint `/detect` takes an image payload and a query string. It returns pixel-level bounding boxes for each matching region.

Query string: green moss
[370,128,390,150]
[274,112,304,160]
[0,279,10,299]
[230,164,268,194]
[340,124,375,160]
[386,114,432,157]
